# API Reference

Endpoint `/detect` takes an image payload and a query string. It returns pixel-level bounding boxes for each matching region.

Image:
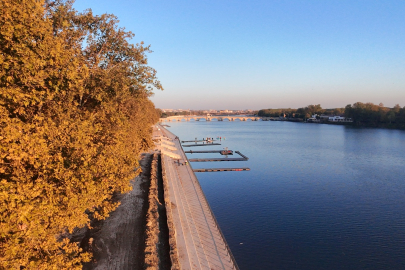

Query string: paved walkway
[154,125,238,270]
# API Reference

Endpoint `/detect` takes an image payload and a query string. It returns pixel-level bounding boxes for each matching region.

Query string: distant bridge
[160,115,273,122]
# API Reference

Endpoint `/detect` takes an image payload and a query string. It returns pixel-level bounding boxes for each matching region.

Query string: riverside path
[153,124,239,270]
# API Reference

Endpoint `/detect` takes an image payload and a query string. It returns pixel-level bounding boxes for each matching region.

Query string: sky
[73,0,405,110]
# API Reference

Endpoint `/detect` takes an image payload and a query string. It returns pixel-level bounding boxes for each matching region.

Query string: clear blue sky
[73,0,405,110]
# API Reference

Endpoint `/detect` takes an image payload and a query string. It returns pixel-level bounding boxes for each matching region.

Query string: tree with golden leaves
[0,0,162,268]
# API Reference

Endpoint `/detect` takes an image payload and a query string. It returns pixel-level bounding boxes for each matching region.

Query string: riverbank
[72,125,238,269]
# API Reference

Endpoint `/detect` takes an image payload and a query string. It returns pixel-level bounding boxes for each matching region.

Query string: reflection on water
[166,121,405,270]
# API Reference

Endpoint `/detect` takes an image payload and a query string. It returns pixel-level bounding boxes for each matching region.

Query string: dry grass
[144,153,160,269]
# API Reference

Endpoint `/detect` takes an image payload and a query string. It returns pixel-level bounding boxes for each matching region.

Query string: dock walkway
[185,150,224,154]
[187,151,248,162]
[181,140,217,143]
[182,143,222,147]
[154,125,238,270]
[193,168,250,172]
[188,157,246,162]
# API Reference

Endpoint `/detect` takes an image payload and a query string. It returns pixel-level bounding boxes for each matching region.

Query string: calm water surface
[165,120,405,270]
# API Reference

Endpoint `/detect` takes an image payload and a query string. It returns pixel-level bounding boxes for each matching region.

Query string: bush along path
[144,153,173,269]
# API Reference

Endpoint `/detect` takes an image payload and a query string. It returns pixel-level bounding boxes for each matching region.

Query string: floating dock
[182,143,222,147]
[185,150,233,155]
[181,140,217,143]
[235,151,248,159]
[188,157,246,162]
[185,150,224,153]
[193,168,250,172]
[188,151,248,162]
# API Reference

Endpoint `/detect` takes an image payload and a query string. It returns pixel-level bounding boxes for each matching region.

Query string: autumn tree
[345,102,405,128]
[258,108,298,117]
[0,0,162,268]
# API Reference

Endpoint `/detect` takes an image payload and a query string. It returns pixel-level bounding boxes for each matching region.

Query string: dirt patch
[81,153,153,270]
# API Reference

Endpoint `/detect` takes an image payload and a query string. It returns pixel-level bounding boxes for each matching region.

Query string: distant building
[328,116,353,122]
[307,114,320,122]
[328,116,346,122]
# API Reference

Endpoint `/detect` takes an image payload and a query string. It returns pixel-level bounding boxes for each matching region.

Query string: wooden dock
[193,168,250,172]
[181,140,217,143]
[235,151,248,159]
[182,143,222,147]
[184,150,223,153]
[188,151,248,162]
[188,157,246,162]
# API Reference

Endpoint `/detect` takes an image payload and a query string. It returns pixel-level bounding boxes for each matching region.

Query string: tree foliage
[0,0,162,268]
[258,108,297,117]
[258,105,328,119]
[296,104,324,119]
[258,102,405,128]
[345,102,405,128]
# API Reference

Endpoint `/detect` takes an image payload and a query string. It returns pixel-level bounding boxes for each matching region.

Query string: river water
[165,120,405,270]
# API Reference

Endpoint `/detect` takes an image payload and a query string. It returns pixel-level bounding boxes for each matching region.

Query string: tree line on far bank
[345,102,405,128]
[1,1,161,269]
[258,103,405,129]
[159,110,206,118]
[258,104,343,118]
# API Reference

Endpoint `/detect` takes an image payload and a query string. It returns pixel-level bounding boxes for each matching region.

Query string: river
[164,120,405,270]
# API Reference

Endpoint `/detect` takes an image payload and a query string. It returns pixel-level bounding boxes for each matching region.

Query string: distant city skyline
[73,0,405,110]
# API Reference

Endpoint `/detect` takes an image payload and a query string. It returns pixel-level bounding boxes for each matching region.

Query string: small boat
[220,150,233,155]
